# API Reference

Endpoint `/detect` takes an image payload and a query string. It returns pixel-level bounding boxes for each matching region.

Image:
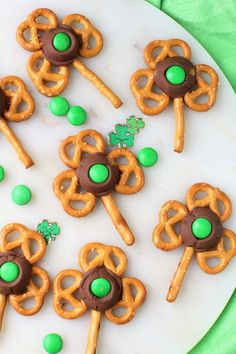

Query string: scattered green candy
[165,65,186,85]
[0,262,19,282]
[0,165,5,182]
[49,97,70,116]
[192,217,212,239]
[137,147,158,167]
[53,32,71,52]
[11,185,32,205]
[43,333,63,354]
[89,164,109,184]
[67,106,87,126]
[90,277,111,298]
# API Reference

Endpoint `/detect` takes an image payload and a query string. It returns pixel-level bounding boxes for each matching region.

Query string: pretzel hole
[31,273,44,289]
[83,135,98,147]
[87,249,100,262]
[144,98,161,108]
[33,57,44,72]
[129,284,138,299]
[19,296,36,310]
[194,191,208,200]
[170,45,185,57]
[160,231,171,243]
[137,75,148,89]
[168,209,178,218]
[61,276,78,290]
[114,156,129,166]
[151,46,163,61]
[42,79,59,88]
[151,83,164,94]
[88,35,97,50]
[204,256,221,269]
[60,299,76,311]
[216,200,225,216]
[4,83,18,93]
[223,236,233,252]
[198,71,212,85]
[194,93,209,105]
[64,143,75,160]
[111,305,128,318]
[70,200,87,210]
[126,172,137,188]
[35,15,51,24]
[70,20,85,30]
[60,178,73,193]
[15,100,29,114]
[22,28,33,43]
[6,230,21,243]
[110,252,121,268]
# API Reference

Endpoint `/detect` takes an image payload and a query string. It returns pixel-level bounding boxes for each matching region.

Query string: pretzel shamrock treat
[54,242,146,354]
[153,183,236,302]
[0,223,49,330]
[53,129,144,245]
[0,76,34,168]
[130,39,219,152]
[17,8,122,108]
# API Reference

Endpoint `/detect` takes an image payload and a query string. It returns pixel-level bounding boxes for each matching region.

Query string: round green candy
[67,106,87,126]
[0,262,19,282]
[53,32,71,52]
[137,147,158,167]
[90,277,111,298]
[192,217,212,239]
[49,97,70,116]
[165,65,186,85]
[43,333,63,354]
[11,185,32,205]
[88,164,109,184]
[0,165,5,182]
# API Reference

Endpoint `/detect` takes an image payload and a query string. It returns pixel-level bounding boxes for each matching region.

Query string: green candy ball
[90,277,111,298]
[0,165,5,182]
[49,97,70,116]
[0,262,19,282]
[192,217,212,239]
[11,185,32,205]
[137,147,158,167]
[165,65,186,85]
[43,333,63,354]
[89,164,109,184]
[67,106,87,126]
[53,32,71,52]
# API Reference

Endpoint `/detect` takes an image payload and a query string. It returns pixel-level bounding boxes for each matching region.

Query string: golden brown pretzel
[0,223,47,264]
[9,266,50,315]
[79,242,127,276]
[53,169,96,217]
[0,76,35,122]
[197,229,236,274]
[105,277,146,324]
[153,200,188,250]
[59,130,106,169]
[16,8,58,51]
[53,269,87,319]
[184,64,219,111]
[186,182,232,222]
[144,39,192,70]
[108,148,145,194]
[27,51,69,97]
[62,14,103,58]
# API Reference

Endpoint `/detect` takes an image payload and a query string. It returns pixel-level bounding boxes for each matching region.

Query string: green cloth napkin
[146,0,236,92]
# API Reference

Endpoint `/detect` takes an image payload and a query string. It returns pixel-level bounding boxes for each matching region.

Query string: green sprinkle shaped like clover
[126,115,145,134]
[37,220,61,245]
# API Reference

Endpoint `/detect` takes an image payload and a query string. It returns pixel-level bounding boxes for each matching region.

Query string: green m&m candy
[67,106,87,126]
[53,32,71,52]
[192,217,212,239]
[88,164,109,184]
[0,165,5,182]
[165,65,186,85]
[137,147,158,167]
[49,97,70,116]
[0,262,19,282]
[43,333,63,354]
[11,185,32,205]
[90,277,111,298]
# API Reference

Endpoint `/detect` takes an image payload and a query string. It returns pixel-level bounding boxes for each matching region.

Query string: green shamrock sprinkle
[108,124,135,148]
[126,116,145,134]
[37,220,61,245]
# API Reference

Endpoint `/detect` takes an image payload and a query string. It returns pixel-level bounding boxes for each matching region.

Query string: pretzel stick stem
[72,59,122,109]
[86,310,102,354]
[167,246,194,302]
[0,294,7,331]
[173,97,185,153]
[0,117,34,168]
[101,194,135,246]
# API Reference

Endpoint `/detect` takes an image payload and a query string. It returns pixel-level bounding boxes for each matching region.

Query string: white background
[0,0,235,353]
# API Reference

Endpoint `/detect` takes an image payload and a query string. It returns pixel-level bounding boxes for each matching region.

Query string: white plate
[0,0,236,353]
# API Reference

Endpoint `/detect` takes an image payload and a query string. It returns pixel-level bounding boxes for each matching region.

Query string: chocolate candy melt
[42,25,82,66]
[0,251,32,295]
[0,88,6,116]
[154,56,196,98]
[180,207,223,252]
[76,153,120,196]
[79,266,122,311]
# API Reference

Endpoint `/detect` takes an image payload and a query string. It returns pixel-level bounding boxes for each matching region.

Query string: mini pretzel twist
[17,8,58,51]
[59,129,106,169]
[186,183,232,222]
[184,64,219,112]
[144,39,192,70]
[197,229,236,274]
[9,266,50,315]
[53,269,87,319]
[62,14,103,58]
[27,51,69,97]
[130,68,170,115]
[0,76,35,122]
[108,148,145,194]
[53,169,96,217]
[153,201,188,250]
[105,277,146,324]
[79,242,127,276]
[0,223,46,264]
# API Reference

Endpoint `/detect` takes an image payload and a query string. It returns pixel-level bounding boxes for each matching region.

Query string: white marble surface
[0,0,235,353]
